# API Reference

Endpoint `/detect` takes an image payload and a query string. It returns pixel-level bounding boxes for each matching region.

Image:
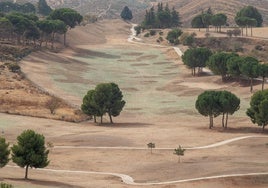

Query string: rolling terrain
[10,0,268,26]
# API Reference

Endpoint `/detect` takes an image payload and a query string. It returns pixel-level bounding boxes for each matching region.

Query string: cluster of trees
[0,130,49,179]
[191,8,227,32]
[0,0,52,16]
[166,28,183,44]
[0,8,82,48]
[196,90,240,129]
[182,48,268,92]
[141,3,181,29]
[0,2,36,14]
[235,6,263,36]
[191,6,263,36]
[81,83,126,124]
[182,47,212,76]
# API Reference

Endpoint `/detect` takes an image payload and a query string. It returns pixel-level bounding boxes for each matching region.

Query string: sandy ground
[1,20,268,188]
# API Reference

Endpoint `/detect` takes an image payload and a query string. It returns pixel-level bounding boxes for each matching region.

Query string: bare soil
[0,20,268,188]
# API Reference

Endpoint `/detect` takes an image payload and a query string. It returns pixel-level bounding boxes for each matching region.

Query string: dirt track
[1,19,268,188]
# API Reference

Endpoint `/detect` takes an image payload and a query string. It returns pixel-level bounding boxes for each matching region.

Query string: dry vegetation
[0,19,267,188]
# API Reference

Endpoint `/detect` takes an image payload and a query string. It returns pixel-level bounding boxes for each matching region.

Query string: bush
[149,30,156,36]
[134,25,142,36]
[166,28,183,44]
[144,33,150,37]
[0,183,13,188]
[7,63,21,73]
[159,31,163,35]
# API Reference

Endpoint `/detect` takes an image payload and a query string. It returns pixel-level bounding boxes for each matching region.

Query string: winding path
[6,24,268,187]
[7,135,268,186]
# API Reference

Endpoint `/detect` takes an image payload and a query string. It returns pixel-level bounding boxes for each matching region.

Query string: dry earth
[0,20,268,188]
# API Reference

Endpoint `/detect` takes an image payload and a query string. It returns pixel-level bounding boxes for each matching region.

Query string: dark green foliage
[166,28,182,44]
[38,0,52,16]
[149,30,156,36]
[247,90,268,131]
[207,52,238,81]
[134,25,142,35]
[218,91,240,128]
[196,90,240,129]
[191,15,204,30]
[81,83,126,124]
[195,91,221,129]
[7,63,20,73]
[211,13,227,32]
[49,8,82,28]
[174,145,185,163]
[258,64,268,91]
[236,6,263,27]
[226,55,243,79]
[141,3,181,29]
[144,33,150,37]
[11,130,49,179]
[240,56,259,92]
[182,47,212,76]
[49,8,82,45]
[81,90,103,123]
[0,2,35,14]
[0,183,13,188]
[0,137,10,168]
[120,6,133,20]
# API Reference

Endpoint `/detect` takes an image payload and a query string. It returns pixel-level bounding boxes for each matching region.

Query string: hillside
[159,0,268,27]
[4,0,268,26]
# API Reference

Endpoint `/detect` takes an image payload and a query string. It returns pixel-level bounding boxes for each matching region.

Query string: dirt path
[6,135,268,186]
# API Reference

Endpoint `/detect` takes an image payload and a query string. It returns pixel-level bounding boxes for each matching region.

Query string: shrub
[149,30,156,36]
[46,97,61,114]
[144,33,150,37]
[7,63,20,73]
[0,183,13,188]
[134,25,142,36]
[166,28,183,44]
[159,31,163,35]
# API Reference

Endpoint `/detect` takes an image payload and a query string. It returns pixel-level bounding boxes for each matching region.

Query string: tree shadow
[217,126,268,134]
[6,178,84,188]
[95,122,153,128]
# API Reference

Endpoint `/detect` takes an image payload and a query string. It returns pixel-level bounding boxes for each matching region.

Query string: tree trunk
[25,164,29,179]
[262,76,265,91]
[100,116,103,124]
[64,33,66,46]
[93,115,96,123]
[51,33,55,49]
[251,26,253,37]
[209,116,213,129]
[246,26,248,36]
[222,113,225,127]
[109,113,113,124]
[250,77,253,93]
[225,113,229,128]
[263,124,265,132]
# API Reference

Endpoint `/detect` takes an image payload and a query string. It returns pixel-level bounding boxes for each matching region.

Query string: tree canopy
[196,90,240,129]
[182,47,212,76]
[195,91,221,129]
[141,3,181,29]
[38,0,52,16]
[0,137,10,168]
[81,83,126,124]
[236,6,263,27]
[120,6,133,20]
[247,89,268,131]
[11,130,49,179]
[48,8,82,45]
[207,52,238,81]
